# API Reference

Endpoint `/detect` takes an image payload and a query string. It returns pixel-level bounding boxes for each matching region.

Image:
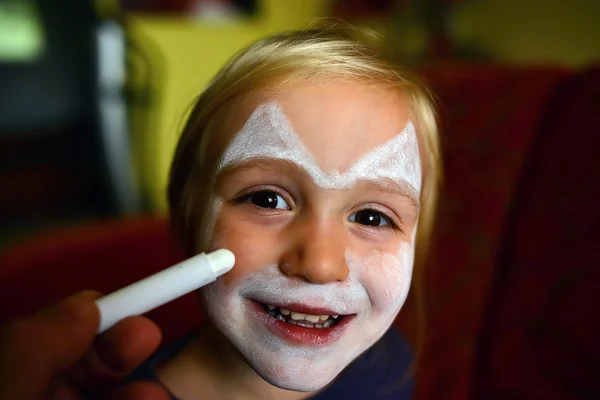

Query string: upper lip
[254,300,348,316]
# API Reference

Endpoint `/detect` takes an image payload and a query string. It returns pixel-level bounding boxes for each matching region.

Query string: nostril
[278,261,292,276]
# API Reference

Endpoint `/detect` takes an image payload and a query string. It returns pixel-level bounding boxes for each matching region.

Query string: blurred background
[0,0,598,399]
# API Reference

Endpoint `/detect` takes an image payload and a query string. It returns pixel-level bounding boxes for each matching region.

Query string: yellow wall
[129,0,600,212]
[128,0,330,212]
[452,0,600,66]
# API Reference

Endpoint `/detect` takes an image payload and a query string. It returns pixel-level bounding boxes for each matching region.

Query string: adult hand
[0,291,170,400]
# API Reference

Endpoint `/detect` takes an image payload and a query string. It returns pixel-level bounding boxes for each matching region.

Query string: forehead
[209,81,413,173]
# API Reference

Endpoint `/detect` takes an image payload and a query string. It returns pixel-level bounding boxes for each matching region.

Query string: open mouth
[250,300,354,346]
[261,303,343,329]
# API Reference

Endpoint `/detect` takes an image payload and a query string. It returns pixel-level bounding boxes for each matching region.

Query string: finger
[34,291,103,369]
[103,381,170,400]
[69,316,162,389]
[0,291,102,400]
[95,316,162,374]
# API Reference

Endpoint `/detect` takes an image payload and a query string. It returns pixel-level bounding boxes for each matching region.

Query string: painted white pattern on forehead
[217,101,422,195]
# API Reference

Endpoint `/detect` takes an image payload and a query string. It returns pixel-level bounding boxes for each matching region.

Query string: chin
[199,282,393,394]
[219,328,344,392]
[211,326,338,392]
[246,357,339,393]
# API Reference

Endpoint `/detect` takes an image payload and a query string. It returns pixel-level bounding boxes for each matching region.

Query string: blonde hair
[168,22,441,363]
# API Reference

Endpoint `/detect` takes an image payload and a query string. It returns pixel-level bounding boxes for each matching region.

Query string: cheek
[193,194,222,253]
[349,242,414,313]
[370,251,412,309]
[207,204,281,288]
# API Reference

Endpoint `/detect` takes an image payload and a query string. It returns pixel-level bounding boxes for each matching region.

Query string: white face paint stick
[95,249,235,333]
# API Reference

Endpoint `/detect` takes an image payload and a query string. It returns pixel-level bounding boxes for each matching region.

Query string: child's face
[197,81,421,391]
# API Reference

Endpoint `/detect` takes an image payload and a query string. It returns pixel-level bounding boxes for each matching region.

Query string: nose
[279,216,350,284]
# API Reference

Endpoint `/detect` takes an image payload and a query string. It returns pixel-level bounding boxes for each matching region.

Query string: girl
[131,23,441,399]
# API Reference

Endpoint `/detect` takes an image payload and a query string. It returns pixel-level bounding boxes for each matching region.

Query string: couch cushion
[474,66,600,399]
[409,64,571,399]
[0,217,199,345]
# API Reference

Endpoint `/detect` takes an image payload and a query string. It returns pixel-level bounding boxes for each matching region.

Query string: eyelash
[240,189,291,210]
[238,189,403,233]
[349,209,403,233]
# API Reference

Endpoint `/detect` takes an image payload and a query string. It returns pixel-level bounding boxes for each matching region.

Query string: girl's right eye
[244,190,290,210]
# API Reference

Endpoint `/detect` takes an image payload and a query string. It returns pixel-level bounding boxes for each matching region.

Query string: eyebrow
[214,158,303,189]
[216,158,421,209]
[361,179,421,210]
[216,158,298,178]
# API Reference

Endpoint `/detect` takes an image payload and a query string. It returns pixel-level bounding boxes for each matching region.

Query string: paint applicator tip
[207,248,236,276]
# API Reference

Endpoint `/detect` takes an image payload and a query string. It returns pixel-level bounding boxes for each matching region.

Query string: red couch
[406,64,600,399]
[0,218,197,346]
[1,64,598,399]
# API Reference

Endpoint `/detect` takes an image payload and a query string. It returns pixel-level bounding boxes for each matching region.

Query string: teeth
[264,304,341,329]
[305,314,320,323]
[290,312,306,321]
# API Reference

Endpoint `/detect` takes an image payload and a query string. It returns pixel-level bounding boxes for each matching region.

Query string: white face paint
[218,102,422,196]
[202,243,413,390]
[199,99,422,392]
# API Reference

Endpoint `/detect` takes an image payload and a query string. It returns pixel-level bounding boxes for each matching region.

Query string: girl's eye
[348,209,391,227]
[245,191,290,210]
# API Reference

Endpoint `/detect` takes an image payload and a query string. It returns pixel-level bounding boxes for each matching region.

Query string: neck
[156,323,312,400]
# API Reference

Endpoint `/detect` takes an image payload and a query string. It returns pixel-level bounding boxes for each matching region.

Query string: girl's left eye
[244,190,290,210]
[348,209,393,228]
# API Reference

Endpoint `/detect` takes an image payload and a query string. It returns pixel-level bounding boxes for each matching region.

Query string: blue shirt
[124,328,413,399]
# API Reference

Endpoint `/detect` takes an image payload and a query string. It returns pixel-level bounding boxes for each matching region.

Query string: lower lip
[248,300,354,347]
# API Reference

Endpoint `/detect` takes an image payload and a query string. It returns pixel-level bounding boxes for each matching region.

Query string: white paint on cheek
[345,242,413,312]
[345,226,416,339]
[217,101,422,196]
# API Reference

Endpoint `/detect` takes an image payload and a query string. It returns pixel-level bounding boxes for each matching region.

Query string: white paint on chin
[200,231,416,392]
[201,266,367,391]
